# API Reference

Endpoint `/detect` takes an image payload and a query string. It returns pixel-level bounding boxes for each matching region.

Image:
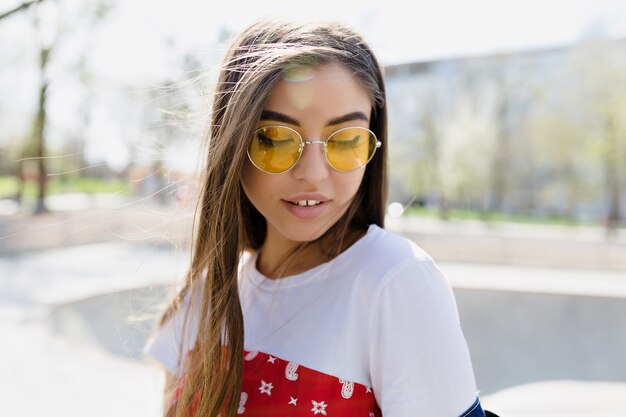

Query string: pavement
[1,197,626,416]
[481,380,626,417]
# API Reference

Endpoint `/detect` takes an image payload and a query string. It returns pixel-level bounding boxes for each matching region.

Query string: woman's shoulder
[341,225,442,294]
[358,224,434,268]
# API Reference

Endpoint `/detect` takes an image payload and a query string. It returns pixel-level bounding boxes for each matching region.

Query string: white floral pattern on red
[239,349,381,417]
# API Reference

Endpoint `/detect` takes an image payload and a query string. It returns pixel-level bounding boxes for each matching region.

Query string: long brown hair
[156,19,388,417]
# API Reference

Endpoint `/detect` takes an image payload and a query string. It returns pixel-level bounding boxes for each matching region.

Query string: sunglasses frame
[247,124,382,174]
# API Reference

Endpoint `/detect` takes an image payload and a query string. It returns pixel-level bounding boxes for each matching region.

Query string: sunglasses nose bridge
[302,140,327,147]
[300,139,327,155]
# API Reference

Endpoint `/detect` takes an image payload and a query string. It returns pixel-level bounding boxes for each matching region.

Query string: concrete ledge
[442,262,626,299]
[0,208,192,254]
[388,217,626,271]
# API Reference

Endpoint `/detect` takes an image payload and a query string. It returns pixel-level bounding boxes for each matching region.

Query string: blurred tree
[438,94,495,214]
[572,38,626,231]
[410,83,451,220]
[488,72,511,213]
[5,0,113,213]
[528,114,591,218]
[31,42,51,213]
[421,108,449,219]
[485,56,538,215]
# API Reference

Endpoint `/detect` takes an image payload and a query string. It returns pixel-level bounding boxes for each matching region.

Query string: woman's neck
[257,226,366,279]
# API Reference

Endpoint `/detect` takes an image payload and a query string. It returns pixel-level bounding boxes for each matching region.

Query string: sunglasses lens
[326,128,378,171]
[248,126,301,173]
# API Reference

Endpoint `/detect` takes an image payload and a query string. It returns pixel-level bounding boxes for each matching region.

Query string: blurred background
[1,0,626,416]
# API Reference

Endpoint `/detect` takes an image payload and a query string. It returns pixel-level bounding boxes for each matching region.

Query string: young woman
[144,19,489,417]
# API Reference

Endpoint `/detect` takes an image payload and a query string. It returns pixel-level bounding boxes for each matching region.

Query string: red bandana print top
[173,349,382,417]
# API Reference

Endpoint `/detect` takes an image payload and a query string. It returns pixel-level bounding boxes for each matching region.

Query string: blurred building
[384,37,626,225]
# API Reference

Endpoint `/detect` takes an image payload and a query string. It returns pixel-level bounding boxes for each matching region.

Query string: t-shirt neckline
[245,224,381,290]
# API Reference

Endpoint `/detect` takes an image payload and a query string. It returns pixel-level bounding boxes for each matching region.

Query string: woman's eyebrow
[260,110,300,126]
[326,111,369,126]
[260,110,369,127]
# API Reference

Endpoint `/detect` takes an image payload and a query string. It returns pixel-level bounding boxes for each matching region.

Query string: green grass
[0,175,129,198]
[403,205,599,227]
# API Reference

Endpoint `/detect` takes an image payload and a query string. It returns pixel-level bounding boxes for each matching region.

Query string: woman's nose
[291,139,329,183]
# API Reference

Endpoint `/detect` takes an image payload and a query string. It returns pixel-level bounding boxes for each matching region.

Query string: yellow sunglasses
[247,125,382,174]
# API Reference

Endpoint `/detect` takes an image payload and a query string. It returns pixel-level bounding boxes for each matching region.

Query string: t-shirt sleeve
[368,259,478,417]
[142,286,201,376]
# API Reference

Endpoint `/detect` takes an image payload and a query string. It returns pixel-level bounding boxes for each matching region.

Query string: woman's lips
[281,200,329,219]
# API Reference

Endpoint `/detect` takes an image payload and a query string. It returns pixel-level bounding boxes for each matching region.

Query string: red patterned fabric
[238,349,381,416]
[173,349,382,417]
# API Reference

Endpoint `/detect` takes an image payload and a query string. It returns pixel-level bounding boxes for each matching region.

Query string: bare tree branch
[0,0,43,21]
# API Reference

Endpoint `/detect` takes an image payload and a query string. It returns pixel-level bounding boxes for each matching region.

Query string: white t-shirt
[144,224,478,416]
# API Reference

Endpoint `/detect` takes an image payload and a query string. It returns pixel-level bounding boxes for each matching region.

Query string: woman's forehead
[263,62,372,125]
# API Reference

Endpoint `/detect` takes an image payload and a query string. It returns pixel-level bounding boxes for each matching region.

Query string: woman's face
[241,62,372,249]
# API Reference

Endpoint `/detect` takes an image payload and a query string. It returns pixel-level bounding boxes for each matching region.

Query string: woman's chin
[269,222,335,245]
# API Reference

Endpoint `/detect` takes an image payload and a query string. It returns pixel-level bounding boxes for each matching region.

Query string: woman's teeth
[291,200,321,206]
